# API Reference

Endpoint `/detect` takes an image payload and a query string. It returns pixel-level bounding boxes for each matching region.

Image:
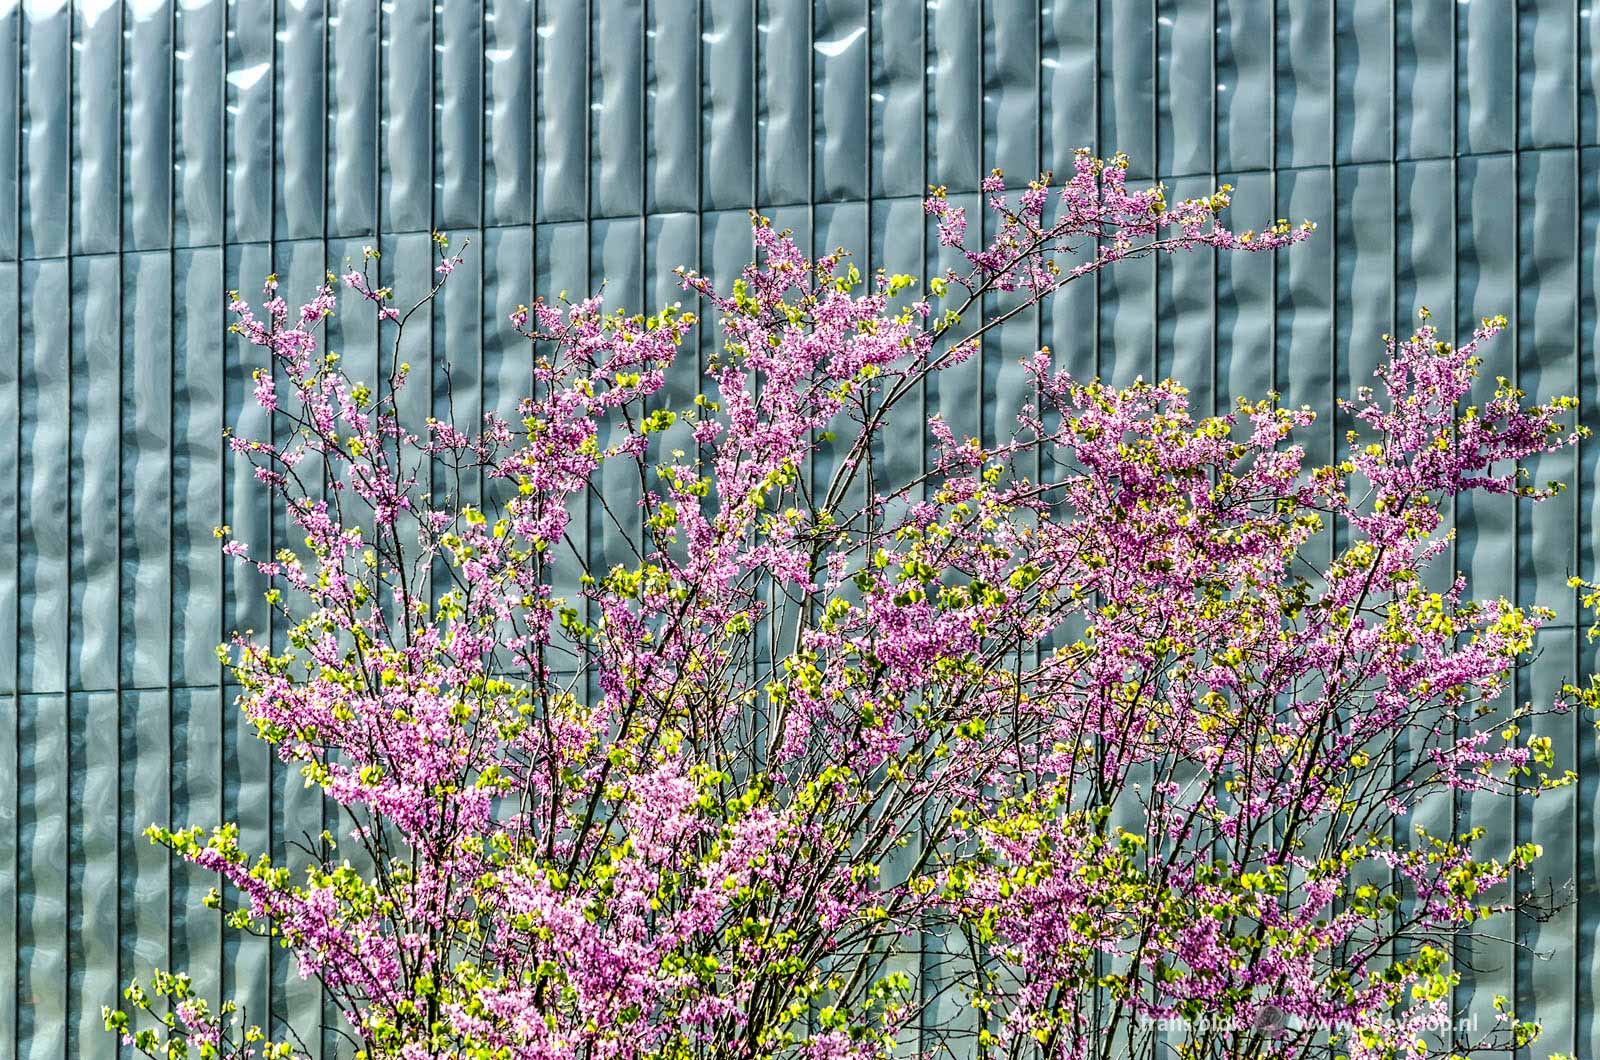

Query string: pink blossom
[111,158,1569,1060]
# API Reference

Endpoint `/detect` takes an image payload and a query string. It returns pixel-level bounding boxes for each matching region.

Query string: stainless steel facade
[1,1,1598,1056]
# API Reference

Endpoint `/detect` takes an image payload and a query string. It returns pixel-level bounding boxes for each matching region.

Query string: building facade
[1,0,1599,1056]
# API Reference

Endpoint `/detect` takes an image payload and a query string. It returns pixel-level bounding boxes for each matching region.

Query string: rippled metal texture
[1,1,1598,1056]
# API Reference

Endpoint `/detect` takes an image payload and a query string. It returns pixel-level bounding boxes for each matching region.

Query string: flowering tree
[107,151,1586,1060]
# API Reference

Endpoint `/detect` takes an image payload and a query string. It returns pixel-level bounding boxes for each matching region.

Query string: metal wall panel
[2,2,1599,1056]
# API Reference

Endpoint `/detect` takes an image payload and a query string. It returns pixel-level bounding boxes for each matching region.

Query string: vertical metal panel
[700,0,754,210]
[120,689,171,1055]
[3,2,1600,1055]
[278,0,327,241]
[18,258,67,695]
[69,254,121,694]
[0,261,17,696]
[479,224,532,425]
[1396,158,1454,326]
[592,0,641,218]
[436,0,483,230]
[68,690,119,1059]
[0,259,17,1060]
[1213,169,1274,408]
[121,251,174,689]
[484,0,533,227]
[72,2,120,255]
[1394,0,1453,161]
[222,244,272,650]
[173,0,223,247]
[270,241,329,1054]
[812,0,865,202]
[1273,1,1332,168]
[984,0,1037,180]
[1519,149,1579,615]
[1158,173,1217,413]
[1040,256,1098,383]
[868,0,921,199]
[698,206,752,365]
[757,0,809,205]
[1457,0,1515,154]
[225,0,275,244]
[18,692,67,1060]
[814,197,864,269]
[1520,0,1575,150]
[1584,9,1600,146]
[170,246,225,686]
[643,211,697,332]
[1098,240,1155,389]
[1333,163,1393,413]
[125,1,174,251]
[0,4,18,264]
[1274,168,1334,470]
[645,0,697,214]
[536,0,586,221]
[1038,0,1098,403]
[1100,0,1154,177]
[1456,152,1517,605]
[925,0,978,192]
[327,0,377,238]
[1213,0,1270,173]
[20,1,68,260]
[1333,0,1391,165]
[1157,0,1211,180]
[381,0,432,234]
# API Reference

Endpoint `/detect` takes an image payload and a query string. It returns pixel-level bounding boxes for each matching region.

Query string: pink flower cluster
[108,160,1579,1060]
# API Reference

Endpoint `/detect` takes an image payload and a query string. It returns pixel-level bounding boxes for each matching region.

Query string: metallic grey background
[1,0,1598,1056]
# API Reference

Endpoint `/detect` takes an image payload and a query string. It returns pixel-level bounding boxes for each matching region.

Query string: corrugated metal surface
[0,1,1597,1056]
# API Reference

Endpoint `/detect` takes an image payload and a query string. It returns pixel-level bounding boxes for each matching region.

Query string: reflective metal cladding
[0,2,1597,1057]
